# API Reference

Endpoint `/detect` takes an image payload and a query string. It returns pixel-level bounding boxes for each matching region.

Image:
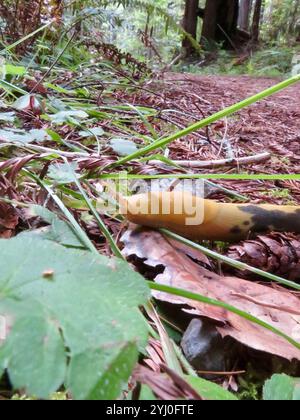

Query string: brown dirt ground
[142,74,300,204]
[163,74,300,168]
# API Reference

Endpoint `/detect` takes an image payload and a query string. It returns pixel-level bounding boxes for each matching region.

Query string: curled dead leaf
[122,227,300,361]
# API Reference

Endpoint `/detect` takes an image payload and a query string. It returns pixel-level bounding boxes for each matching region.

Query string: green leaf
[184,375,238,401]
[19,205,87,249]
[0,112,16,122]
[139,385,156,400]
[110,138,138,157]
[0,128,34,144]
[29,129,51,142]
[48,162,79,184]
[68,342,139,400]
[1,64,26,77]
[263,374,300,401]
[0,300,66,398]
[50,110,89,125]
[0,128,50,144]
[79,127,105,137]
[0,237,150,399]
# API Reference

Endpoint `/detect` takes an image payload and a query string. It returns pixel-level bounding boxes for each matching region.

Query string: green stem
[99,173,300,181]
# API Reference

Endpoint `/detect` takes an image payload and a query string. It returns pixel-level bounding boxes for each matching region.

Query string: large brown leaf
[122,227,300,361]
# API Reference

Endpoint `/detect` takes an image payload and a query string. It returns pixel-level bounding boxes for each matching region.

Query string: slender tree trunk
[238,0,253,31]
[251,0,264,43]
[182,0,199,56]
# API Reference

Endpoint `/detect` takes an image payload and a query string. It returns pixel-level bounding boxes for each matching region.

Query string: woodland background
[0,0,299,401]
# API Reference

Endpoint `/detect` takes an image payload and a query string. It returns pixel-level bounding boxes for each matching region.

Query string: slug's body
[123,192,300,242]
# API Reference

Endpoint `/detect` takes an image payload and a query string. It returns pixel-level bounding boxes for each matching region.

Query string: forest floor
[134,73,300,204]
[1,68,300,400]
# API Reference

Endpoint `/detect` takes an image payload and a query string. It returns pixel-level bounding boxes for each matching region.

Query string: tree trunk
[201,0,219,43]
[238,0,253,31]
[288,0,300,36]
[182,0,199,56]
[201,0,240,48]
[216,0,240,43]
[251,0,264,43]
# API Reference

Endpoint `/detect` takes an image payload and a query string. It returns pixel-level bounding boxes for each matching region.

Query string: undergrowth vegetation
[0,0,299,401]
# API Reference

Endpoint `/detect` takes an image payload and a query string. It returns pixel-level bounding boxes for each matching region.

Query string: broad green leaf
[0,128,33,144]
[68,342,139,400]
[110,138,138,156]
[29,129,51,142]
[20,205,86,249]
[0,112,16,122]
[0,237,150,399]
[0,300,66,398]
[50,110,89,124]
[263,374,300,401]
[48,162,79,184]
[0,128,50,144]
[184,375,238,401]
[79,127,105,137]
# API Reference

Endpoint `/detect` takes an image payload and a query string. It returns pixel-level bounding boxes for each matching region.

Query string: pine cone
[226,232,300,281]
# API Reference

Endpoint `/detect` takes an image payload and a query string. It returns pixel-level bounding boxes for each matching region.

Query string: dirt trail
[163,74,300,167]
[150,74,300,202]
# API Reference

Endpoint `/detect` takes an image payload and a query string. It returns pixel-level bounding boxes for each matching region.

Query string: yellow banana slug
[122,191,300,242]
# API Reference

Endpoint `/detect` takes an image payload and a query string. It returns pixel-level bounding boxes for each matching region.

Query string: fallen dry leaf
[145,337,165,372]
[133,364,202,400]
[122,227,300,361]
[0,202,19,238]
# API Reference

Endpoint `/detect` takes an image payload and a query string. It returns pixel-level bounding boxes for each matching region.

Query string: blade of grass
[160,229,300,291]
[61,157,124,259]
[0,80,27,96]
[98,173,300,181]
[205,180,248,201]
[146,303,183,374]
[23,169,99,255]
[113,74,300,166]
[148,282,300,351]
[126,103,159,140]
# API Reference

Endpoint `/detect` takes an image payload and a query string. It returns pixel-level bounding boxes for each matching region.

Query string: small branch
[149,152,271,169]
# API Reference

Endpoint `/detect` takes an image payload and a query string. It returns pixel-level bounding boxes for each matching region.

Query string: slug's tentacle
[122,191,300,242]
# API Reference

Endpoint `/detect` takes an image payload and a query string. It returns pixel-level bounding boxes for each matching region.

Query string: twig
[149,152,271,169]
